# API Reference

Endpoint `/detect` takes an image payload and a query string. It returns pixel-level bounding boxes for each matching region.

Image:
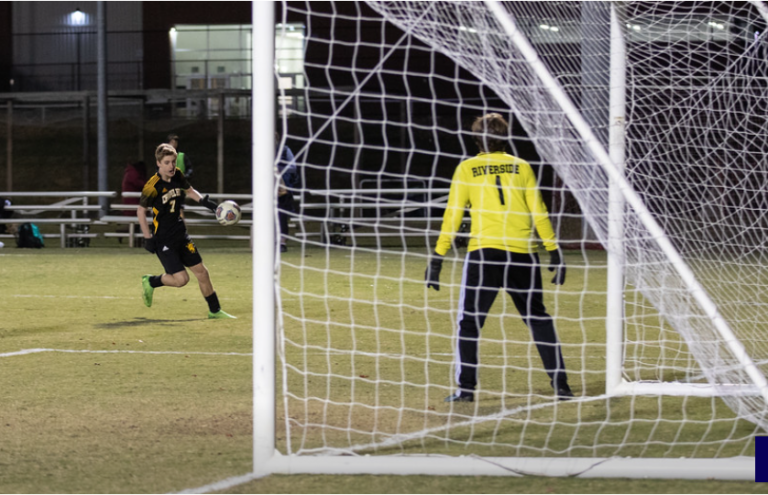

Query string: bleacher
[1,192,114,248]
[0,188,461,248]
[101,192,254,247]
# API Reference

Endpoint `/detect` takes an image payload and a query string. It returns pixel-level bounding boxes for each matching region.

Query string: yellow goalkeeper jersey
[435,151,558,256]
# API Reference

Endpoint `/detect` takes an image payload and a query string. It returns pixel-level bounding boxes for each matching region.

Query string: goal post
[485,0,767,404]
[605,1,627,396]
[251,0,768,481]
[252,0,276,476]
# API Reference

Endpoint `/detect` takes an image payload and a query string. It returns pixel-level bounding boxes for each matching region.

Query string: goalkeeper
[426,113,572,402]
[137,143,235,319]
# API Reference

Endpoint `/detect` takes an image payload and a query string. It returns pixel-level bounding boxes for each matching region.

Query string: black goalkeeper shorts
[154,233,203,275]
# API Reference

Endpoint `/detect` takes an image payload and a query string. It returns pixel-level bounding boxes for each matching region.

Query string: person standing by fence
[167,134,194,179]
[276,131,299,253]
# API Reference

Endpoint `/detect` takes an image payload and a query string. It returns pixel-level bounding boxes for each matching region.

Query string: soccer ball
[215,200,242,226]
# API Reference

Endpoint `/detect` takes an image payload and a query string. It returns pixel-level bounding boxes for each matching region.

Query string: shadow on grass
[97,317,201,329]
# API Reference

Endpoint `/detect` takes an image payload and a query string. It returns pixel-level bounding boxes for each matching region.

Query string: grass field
[0,237,763,493]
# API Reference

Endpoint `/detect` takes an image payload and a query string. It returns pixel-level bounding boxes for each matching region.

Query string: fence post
[82,95,90,190]
[96,1,108,217]
[138,95,144,161]
[6,100,11,191]
[218,92,224,194]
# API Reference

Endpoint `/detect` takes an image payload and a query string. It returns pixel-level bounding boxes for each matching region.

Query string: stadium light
[68,8,86,26]
[169,27,178,50]
[538,24,560,32]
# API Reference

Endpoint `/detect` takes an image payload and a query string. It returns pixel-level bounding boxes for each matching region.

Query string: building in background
[0,1,305,111]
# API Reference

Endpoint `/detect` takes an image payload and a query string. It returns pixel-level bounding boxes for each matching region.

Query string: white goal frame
[250,1,761,481]
[484,0,767,401]
[594,3,767,400]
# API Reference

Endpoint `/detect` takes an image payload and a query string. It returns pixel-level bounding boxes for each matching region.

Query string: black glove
[144,237,156,254]
[548,248,566,285]
[200,194,218,213]
[425,253,444,291]
[454,223,469,249]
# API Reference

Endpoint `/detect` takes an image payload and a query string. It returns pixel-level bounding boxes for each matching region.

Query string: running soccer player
[138,143,235,319]
[425,113,572,402]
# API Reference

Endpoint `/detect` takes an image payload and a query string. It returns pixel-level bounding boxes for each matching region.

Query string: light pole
[97,1,108,216]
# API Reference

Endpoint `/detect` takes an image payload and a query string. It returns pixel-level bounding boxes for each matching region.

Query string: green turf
[0,241,254,493]
[277,246,759,460]
[0,241,762,493]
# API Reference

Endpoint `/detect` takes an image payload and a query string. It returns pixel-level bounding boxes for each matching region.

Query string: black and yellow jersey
[139,168,191,241]
[435,152,558,256]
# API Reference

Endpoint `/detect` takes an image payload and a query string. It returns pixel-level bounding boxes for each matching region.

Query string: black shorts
[154,233,203,275]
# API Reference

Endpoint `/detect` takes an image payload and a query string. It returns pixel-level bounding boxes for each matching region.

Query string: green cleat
[141,275,154,308]
[208,309,237,319]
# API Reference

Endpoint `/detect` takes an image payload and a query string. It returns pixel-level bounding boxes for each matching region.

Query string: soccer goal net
[257,0,768,479]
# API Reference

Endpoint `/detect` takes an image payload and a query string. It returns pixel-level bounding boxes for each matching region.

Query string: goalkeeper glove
[200,194,218,213]
[425,253,444,291]
[548,248,566,285]
[144,237,156,254]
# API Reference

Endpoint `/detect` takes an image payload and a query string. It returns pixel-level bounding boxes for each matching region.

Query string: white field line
[12,294,124,299]
[0,348,479,360]
[174,471,261,494]
[0,348,52,358]
[11,294,235,300]
[0,348,253,358]
[0,348,539,366]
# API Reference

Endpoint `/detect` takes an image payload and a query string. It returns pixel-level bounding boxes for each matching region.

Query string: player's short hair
[166,133,179,143]
[471,113,509,153]
[155,143,178,163]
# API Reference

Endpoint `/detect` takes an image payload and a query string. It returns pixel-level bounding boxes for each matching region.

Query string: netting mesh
[623,2,768,395]
[276,0,766,460]
[366,0,768,424]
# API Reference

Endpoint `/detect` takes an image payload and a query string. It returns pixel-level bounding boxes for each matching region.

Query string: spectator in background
[0,198,14,236]
[117,160,147,243]
[167,134,193,179]
[121,160,147,217]
[276,131,299,253]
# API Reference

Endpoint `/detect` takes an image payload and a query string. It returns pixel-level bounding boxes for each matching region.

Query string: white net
[274,1,765,464]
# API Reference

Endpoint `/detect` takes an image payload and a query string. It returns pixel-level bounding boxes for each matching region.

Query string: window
[170,23,306,91]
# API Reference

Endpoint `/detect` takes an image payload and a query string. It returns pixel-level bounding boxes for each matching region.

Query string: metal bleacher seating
[0,188,460,248]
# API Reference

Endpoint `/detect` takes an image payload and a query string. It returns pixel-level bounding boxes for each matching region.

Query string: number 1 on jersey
[495,175,505,206]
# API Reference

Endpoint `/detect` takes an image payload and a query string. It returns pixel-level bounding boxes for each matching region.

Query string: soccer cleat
[555,384,575,401]
[280,244,288,253]
[444,391,474,403]
[141,275,154,308]
[208,309,237,319]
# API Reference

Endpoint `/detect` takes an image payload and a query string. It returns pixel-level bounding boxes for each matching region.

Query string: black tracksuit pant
[454,248,568,393]
[277,192,295,238]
